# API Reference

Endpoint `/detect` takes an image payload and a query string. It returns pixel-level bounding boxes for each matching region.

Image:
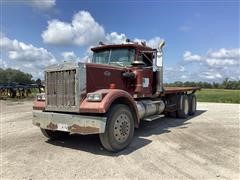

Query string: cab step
[143,114,165,121]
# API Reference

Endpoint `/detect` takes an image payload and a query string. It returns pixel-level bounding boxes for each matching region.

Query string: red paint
[86,63,136,95]
[33,100,45,110]
[86,63,154,98]
[80,89,140,125]
[109,83,116,89]
[133,68,143,93]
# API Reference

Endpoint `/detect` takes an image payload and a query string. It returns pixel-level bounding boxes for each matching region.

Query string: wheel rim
[113,113,131,143]
[184,98,189,115]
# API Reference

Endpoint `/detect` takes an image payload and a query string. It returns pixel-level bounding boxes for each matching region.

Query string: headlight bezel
[36,93,46,101]
[87,93,102,102]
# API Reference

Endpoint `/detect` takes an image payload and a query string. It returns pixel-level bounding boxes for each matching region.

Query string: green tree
[0,68,33,84]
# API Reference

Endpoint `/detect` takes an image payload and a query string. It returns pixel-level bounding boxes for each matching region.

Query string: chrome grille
[46,69,76,107]
[45,62,85,112]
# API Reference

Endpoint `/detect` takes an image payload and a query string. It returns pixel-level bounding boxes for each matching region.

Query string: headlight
[36,93,45,101]
[87,93,102,102]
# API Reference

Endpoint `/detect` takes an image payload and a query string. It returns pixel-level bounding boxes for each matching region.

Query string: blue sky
[1,0,239,82]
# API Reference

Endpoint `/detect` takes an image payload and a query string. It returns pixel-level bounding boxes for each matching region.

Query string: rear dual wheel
[188,94,197,115]
[177,94,189,118]
[177,94,197,118]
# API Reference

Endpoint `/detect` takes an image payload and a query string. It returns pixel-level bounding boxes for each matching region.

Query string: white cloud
[164,48,239,82]
[42,11,105,46]
[199,71,222,80]
[183,48,240,67]
[61,51,80,61]
[105,32,127,44]
[0,35,56,78]
[181,75,188,79]
[164,64,190,82]
[183,51,202,61]
[0,36,56,63]
[42,20,74,45]
[134,37,163,49]
[42,11,163,49]
[205,58,237,66]
[105,33,163,49]
[179,48,240,82]
[25,0,56,10]
[204,48,240,67]
[207,48,240,59]
[179,66,185,72]
[23,63,33,68]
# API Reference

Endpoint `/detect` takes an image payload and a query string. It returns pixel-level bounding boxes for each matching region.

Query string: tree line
[165,78,240,90]
[0,68,34,84]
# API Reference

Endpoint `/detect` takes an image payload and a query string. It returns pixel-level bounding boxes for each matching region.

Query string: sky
[0,0,239,82]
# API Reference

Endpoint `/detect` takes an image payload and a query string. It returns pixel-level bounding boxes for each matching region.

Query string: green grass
[196,89,240,104]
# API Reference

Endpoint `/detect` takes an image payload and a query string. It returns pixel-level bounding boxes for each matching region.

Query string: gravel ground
[1,100,239,179]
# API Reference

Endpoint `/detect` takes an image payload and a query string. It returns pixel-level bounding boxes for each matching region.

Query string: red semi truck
[33,40,200,152]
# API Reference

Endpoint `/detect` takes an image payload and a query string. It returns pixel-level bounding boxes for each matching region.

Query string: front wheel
[99,104,134,152]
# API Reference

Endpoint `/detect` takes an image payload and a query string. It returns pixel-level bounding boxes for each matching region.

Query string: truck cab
[33,41,199,152]
[87,43,161,98]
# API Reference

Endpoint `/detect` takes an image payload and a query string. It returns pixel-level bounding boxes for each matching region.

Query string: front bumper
[32,110,107,135]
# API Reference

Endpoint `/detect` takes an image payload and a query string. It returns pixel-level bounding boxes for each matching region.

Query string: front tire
[177,94,189,118]
[40,128,69,140]
[99,104,134,152]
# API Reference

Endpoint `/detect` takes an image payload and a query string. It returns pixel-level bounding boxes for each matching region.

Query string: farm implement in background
[0,83,44,99]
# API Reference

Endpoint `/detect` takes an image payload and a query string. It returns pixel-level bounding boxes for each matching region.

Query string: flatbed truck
[33,40,200,152]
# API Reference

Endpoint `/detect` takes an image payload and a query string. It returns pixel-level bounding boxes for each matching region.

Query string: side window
[141,53,153,66]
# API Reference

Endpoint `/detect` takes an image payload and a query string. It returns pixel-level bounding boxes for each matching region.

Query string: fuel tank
[135,100,165,119]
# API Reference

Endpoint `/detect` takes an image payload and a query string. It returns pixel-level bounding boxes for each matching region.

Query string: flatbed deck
[164,87,200,94]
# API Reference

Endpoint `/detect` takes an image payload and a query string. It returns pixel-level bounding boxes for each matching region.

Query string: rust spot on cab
[35,122,41,127]
[68,124,99,134]
[47,122,58,130]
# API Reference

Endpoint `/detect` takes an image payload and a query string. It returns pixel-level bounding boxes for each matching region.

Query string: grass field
[196,89,240,104]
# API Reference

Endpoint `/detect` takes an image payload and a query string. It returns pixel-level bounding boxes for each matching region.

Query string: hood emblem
[104,71,111,77]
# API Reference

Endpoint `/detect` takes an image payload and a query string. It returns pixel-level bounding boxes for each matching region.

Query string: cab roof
[91,43,154,52]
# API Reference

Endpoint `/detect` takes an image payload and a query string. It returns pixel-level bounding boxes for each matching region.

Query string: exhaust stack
[155,40,165,95]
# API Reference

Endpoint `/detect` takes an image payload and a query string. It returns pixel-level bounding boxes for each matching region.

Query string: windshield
[92,49,135,67]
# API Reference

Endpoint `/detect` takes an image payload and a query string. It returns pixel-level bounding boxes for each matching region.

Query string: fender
[80,89,140,126]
